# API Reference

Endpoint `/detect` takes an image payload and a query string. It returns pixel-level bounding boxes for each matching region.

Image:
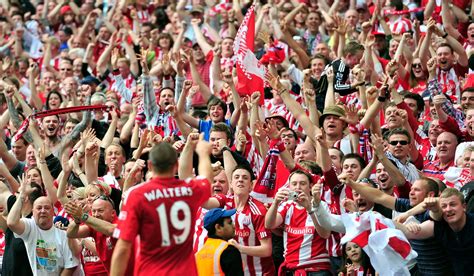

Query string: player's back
[118,176,211,275]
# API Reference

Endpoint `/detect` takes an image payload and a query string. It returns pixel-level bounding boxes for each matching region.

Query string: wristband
[377,96,386,102]
[307,209,315,215]
[221,146,232,153]
[277,89,289,96]
[442,32,448,38]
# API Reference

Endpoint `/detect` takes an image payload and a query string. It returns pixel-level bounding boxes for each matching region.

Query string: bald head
[32,196,54,230]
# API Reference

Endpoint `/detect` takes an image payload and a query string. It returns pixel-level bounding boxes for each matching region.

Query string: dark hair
[298,161,323,176]
[461,87,474,96]
[281,127,298,140]
[340,242,374,275]
[343,41,364,57]
[150,143,178,173]
[342,153,367,168]
[66,117,80,125]
[403,92,424,115]
[310,54,330,66]
[289,169,314,184]
[210,123,232,141]
[419,177,440,196]
[205,217,226,236]
[46,90,63,110]
[29,182,46,203]
[207,96,228,118]
[232,164,255,181]
[329,147,344,160]
[387,128,411,143]
[437,43,454,54]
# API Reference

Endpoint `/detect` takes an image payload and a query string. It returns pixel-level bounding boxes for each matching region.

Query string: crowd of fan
[0,0,473,275]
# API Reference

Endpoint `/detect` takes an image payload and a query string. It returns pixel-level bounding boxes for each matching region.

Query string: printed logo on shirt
[235,229,251,238]
[35,239,59,272]
[285,225,315,235]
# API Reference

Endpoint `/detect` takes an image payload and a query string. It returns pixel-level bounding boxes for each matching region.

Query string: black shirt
[207,235,244,276]
[2,195,33,276]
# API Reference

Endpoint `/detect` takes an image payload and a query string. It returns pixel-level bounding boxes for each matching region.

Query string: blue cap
[80,76,101,86]
[203,208,236,229]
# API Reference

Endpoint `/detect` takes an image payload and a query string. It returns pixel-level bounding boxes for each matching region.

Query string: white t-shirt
[14,218,79,276]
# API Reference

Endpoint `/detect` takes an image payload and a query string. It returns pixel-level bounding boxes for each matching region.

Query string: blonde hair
[85,181,111,196]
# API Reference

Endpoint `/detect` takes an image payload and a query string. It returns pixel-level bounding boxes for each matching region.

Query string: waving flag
[233,2,267,105]
[341,212,417,276]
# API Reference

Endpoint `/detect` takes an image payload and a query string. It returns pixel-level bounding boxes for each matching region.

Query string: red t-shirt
[115,176,211,276]
[81,237,108,276]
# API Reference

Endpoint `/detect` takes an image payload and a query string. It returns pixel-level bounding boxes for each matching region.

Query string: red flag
[233,3,267,105]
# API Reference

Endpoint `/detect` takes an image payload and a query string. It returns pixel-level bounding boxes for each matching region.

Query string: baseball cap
[80,76,101,86]
[319,105,346,126]
[203,208,236,229]
[60,5,73,15]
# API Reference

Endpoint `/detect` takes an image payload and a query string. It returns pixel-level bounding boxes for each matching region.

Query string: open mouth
[378,175,389,184]
[212,186,223,193]
[357,200,367,209]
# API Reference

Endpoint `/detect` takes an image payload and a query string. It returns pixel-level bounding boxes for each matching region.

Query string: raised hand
[341,104,359,125]
[250,91,261,106]
[369,133,385,156]
[266,72,285,92]
[195,133,212,156]
[186,132,200,150]
[303,88,316,103]
[426,57,437,78]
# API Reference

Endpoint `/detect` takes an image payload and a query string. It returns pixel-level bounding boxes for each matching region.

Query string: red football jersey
[114,176,211,275]
[215,194,275,275]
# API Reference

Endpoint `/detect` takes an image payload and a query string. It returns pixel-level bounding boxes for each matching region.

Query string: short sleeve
[190,177,211,205]
[252,209,271,240]
[277,202,290,221]
[14,218,34,241]
[114,190,140,242]
[62,233,80,269]
[213,194,228,208]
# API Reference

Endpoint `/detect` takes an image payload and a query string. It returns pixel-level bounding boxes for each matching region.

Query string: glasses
[281,134,295,139]
[389,140,409,146]
[412,63,421,69]
[95,195,115,209]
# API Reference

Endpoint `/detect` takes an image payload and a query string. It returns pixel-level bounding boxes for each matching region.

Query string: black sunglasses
[412,63,422,69]
[95,195,115,209]
[389,140,409,146]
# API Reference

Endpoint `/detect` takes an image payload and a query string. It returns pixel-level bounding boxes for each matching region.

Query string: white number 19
[156,201,191,246]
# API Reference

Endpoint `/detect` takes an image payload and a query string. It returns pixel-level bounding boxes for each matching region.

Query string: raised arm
[36,145,58,205]
[191,19,213,56]
[177,80,200,129]
[341,174,396,210]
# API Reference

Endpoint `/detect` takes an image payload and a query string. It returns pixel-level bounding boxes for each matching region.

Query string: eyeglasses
[281,134,295,139]
[95,195,115,209]
[412,63,422,69]
[389,140,409,146]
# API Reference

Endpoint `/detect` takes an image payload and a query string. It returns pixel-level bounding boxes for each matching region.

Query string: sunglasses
[412,63,422,69]
[95,195,115,209]
[281,134,295,139]
[389,140,409,146]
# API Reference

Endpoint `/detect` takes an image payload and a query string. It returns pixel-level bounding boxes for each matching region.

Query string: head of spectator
[209,123,232,157]
[265,114,289,131]
[85,181,112,207]
[32,196,55,230]
[105,143,126,177]
[148,142,179,178]
[344,9,359,28]
[26,144,37,168]
[159,87,175,110]
[221,37,234,58]
[341,153,366,181]
[41,71,58,93]
[231,165,254,197]
[461,88,474,111]
[280,127,298,154]
[123,159,145,185]
[314,43,330,60]
[15,57,29,78]
[46,90,63,110]
[203,208,236,240]
[207,97,227,124]
[26,167,43,187]
[375,162,396,192]
[294,142,316,163]
[320,105,346,140]
[440,188,466,230]
[342,41,364,68]
[409,177,439,206]
[288,170,313,198]
[436,132,458,166]
[428,119,443,146]
[91,92,107,121]
[42,114,61,139]
[305,12,322,34]
[466,108,474,138]
[62,118,79,136]
[63,76,79,95]
[353,178,377,212]
[91,196,116,223]
[11,137,28,162]
[117,57,131,78]
[340,241,373,275]
[309,54,329,80]
[384,103,405,130]
[212,170,229,195]
[456,146,474,168]
[402,92,424,119]
[329,147,344,174]
[436,43,457,72]
[386,128,411,163]
[59,59,74,79]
